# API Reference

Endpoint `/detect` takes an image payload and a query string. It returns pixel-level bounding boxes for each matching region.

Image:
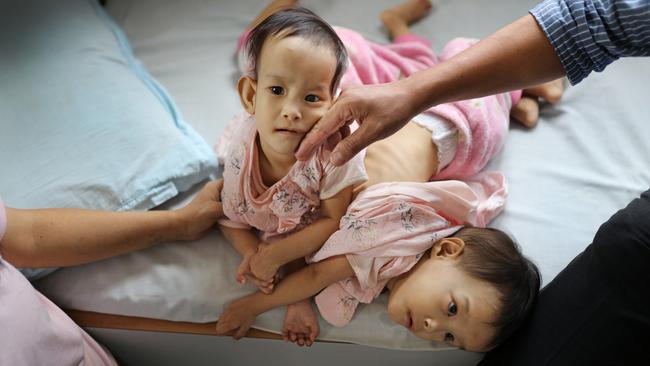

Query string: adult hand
[175,179,224,241]
[295,81,417,166]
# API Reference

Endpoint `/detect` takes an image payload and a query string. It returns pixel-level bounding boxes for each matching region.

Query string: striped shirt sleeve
[0,197,6,242]
[530,0,650,85]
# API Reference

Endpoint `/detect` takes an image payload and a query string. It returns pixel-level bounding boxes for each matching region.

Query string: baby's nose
[283,111,300,121]
[423,318,443,334]
[282,104,301,121]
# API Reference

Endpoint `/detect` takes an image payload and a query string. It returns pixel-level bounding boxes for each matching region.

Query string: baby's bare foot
[269,0,298,8]
[511,96,540,128]
[382,0,432,25]
[250,0,299,29]
[282,301,320,347]
[381,0,432,39]
[523,78,565,104]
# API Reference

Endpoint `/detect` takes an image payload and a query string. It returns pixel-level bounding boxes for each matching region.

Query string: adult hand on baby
[216,297,257,340]
[249,242,280,283]
[175,179,224,241]
[295,81,417,166]
[236,252,275,294]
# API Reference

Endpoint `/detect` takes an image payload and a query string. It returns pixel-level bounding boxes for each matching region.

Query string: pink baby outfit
[307,172,508,327]
[216,114,366,242]
[0,197,118,366]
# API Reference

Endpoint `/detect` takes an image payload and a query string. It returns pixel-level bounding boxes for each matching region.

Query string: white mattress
[36,0,650,354]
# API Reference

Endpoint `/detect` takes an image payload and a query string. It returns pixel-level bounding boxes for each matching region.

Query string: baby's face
[253,35,337,158]
[387,251,500,352]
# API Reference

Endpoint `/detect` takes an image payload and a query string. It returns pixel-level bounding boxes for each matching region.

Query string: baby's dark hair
[244,7,348,94]
[454,227,541,350]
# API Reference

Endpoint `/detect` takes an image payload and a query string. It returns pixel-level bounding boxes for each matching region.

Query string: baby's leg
[511,79,565,128]
[249,0,298,30]
[380,0,432,40]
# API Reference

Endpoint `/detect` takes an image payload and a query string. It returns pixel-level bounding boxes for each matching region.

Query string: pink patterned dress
[308,172,508,326]
[216,114,367,242]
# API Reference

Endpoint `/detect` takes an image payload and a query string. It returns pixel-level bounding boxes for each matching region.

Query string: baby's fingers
[216,318,236,336]
[259,283,275,294]
[236,262,251,284]
[233,321,252,340]
[246,275,275,293]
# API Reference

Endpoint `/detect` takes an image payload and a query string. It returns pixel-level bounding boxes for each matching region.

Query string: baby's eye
[444,333,455,343]
[447,301,457,316]
[269,86,284,95]
[305,94,320,102]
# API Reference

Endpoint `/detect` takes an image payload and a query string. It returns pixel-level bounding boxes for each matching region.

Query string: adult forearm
[405,14,565,114]
[3,208,182,268]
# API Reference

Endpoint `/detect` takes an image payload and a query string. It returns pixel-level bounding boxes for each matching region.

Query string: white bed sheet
[36,0,650,354]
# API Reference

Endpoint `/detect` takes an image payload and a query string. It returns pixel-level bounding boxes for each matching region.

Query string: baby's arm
[249,186,353,281]
[216,254,354,339]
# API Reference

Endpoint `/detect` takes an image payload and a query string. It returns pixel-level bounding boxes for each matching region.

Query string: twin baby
[214,0,561,351]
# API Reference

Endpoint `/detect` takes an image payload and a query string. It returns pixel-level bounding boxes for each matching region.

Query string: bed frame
[66,309,482,365]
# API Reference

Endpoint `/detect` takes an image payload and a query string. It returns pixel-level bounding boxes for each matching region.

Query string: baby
[215,0,366,348]
[216,174,540,352]
[216,0,558,349]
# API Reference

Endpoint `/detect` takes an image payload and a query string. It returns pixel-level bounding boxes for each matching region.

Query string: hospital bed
[5,0,650,365]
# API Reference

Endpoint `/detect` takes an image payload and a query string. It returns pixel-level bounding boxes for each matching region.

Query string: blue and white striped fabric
[531,0,650,85]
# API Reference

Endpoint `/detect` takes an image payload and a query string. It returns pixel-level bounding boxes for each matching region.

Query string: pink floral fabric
[307,172,508,326]
[0,198,117,365]
[216,114,367,242]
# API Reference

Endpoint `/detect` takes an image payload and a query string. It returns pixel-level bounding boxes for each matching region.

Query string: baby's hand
[216,297,257,340]
[236,253,275,294]
[249,242,280,283]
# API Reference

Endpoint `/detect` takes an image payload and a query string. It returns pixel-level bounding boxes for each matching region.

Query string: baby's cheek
[305,108,328,127]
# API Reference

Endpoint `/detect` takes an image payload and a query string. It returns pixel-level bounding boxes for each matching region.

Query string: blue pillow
[0,0,218,278]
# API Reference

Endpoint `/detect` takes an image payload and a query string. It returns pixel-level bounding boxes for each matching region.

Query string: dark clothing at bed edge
[480,189,650,365]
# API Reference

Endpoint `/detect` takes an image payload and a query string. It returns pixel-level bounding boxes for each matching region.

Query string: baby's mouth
[275,128,301,134]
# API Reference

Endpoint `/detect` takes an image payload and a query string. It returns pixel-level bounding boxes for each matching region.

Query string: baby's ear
[431,237,465,259]
[237,75,257,114]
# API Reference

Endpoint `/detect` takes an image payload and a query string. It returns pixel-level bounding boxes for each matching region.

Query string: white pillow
[0,0,218,278]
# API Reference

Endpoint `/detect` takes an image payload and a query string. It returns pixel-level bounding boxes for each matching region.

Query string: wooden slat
[65,310,283,340]
[65,310,344,344]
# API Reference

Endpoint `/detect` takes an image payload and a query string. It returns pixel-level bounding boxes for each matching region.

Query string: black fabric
[480,190,650,366]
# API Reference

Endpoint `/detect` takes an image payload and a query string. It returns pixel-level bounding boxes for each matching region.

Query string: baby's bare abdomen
[354,122,438,196]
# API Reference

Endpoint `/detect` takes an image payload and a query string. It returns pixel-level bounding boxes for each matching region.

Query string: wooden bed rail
[65,309,342,343]
[66,310,282,340]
